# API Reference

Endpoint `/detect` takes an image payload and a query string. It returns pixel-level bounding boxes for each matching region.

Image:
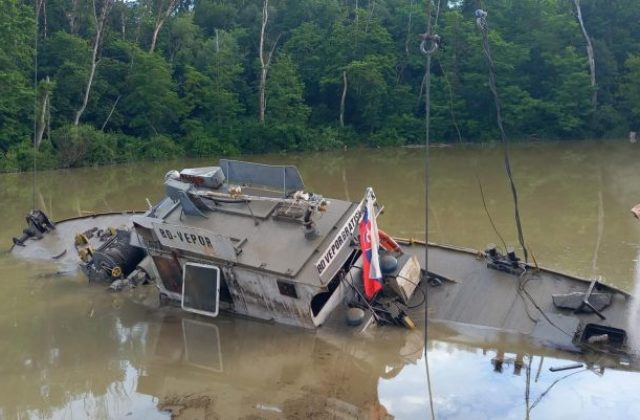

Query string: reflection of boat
[8,160,639,367]
[141,313,422,419]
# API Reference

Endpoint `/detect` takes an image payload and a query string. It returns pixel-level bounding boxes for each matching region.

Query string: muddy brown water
[1,141,640,419]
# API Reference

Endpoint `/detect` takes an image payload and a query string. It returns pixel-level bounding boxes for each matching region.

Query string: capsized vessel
[9,160,640,368]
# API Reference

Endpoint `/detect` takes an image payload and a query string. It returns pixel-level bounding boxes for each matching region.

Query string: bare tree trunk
[121,7,126,39]
[397,0,414,84]
[37,0,48,39]
[355,0,359,24]
[258,0,269,124]
[74,0,114,126]
[36,78,51,148]
[404,0,414,55]
[340,71,347,127]
[365,0,375,32]
[573,0,597,111]
[101,95,121,130]
[149,0,180,53]
[65,0,80,34]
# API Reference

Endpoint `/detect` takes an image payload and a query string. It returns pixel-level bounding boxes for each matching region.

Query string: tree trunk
[101,95,121,130]
[365,0,376,32]
[35,78,50,148]
[404,0,414,55]
[258,0,269,124]
[574,0,597,111]
[340,71,347,127]
[65,0,80,34]
[37,0,47,39]
[149,0,180,53]
[121,7,126,39]
[74,0,114,126]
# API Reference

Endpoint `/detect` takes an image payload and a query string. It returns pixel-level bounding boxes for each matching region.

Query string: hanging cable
[420,1,442,418]
[477,176,508,252]
[475,9,529,263]
[32,1,40,210]
[435,19,510,253]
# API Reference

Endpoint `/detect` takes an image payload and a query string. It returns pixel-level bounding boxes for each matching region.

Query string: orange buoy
[378,229,402,254]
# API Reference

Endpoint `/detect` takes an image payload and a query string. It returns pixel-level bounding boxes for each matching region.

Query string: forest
[0,0,639,172]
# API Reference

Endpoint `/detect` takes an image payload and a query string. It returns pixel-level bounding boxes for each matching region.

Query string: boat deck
[10,212,138,273]
[403,243,632,352]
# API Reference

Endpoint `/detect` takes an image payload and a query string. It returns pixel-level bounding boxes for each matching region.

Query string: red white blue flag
[359,188,382,300]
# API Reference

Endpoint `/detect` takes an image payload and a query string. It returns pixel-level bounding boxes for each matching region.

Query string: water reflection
[140,313,425,419]
[3,277,640,419]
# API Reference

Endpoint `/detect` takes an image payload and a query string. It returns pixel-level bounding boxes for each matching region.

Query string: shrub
[141,135,184,160]
[51,124,118,167]
[3,140,58,172]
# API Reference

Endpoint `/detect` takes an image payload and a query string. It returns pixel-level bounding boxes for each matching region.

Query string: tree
[0,0,34,152]
[148,0,180,53]
[572,0,597,111]
[619,54,640,124]
[121,48,182,137]
[266,53,310,126]
[73,0,115,125]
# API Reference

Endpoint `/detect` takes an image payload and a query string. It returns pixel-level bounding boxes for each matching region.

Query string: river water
[1,141,640,419]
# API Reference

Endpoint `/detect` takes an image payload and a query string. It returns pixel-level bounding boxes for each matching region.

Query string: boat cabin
[130,160,365,328]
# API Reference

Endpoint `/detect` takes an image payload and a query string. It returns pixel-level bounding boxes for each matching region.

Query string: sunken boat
[9,159,640,368]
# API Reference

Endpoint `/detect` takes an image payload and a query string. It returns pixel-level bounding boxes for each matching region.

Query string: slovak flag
[359,188,383,300]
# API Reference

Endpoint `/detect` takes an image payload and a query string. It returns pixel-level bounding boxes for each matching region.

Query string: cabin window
[181,263,221,318]
[277,280,298,298]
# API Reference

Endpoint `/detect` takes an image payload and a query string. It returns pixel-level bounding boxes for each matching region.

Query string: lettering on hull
[315,194,372,280]
[152,223,237,261]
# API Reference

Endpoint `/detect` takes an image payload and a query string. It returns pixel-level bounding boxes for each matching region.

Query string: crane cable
[475,9,529,263]
[32,1,40,210]
[421,1,442,419]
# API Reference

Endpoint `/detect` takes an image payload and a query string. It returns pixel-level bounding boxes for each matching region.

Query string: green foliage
[121,48,183,137]
[1,0,639,172]
[51,124,118,167]
[266,54,310,126]
[140,135,184,160]
[0,0,34,152]
[620,54,640,123]
[3,141,58,172]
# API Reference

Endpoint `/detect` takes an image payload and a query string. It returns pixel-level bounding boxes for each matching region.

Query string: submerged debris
[158,394,216,420]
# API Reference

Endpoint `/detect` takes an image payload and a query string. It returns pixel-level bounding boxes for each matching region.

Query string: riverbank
[0,125,630,174]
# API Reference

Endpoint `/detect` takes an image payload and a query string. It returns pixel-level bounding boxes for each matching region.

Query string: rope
[477,176,508,253]
[529,369,587,411]
[436,60,462,144]
[475,9,529,263]
[32,2,40,210]
[525,355,532,420]
[422,2,441,418]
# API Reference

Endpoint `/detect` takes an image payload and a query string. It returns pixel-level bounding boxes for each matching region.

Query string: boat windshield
[219,159,305,196]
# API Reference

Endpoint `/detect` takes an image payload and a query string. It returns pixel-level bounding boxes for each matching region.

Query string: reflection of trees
[0,281,149,419]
